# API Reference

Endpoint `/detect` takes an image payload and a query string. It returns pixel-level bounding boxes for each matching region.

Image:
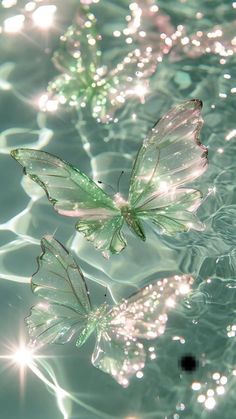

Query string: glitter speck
[205,397,216,410]
[136,371,143,379]
[192,382,201,391]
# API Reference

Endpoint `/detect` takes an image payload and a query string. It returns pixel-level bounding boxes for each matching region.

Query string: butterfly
[26,235,194,387]
[39,7,154,122]
[11,100,208,257]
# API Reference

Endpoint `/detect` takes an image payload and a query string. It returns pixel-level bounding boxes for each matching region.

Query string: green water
[0,0,236,418]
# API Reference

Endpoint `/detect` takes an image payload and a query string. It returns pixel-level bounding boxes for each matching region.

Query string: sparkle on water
[0,0,236,418]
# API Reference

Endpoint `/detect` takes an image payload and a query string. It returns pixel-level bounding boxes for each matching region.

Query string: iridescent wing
[52,10,100,76]
[11,149,125,254]
[128,99,208,234]
[92,275,194,386]
[92,329,146,388]
[106,48,155,107]
[26,235,92,346]
[75,216,126,255]
[46,9,103,111]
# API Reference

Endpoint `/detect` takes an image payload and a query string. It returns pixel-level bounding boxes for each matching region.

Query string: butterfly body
[76,303,109,347]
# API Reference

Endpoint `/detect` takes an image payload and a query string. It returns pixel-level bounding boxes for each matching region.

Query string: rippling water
[0,0,236,418]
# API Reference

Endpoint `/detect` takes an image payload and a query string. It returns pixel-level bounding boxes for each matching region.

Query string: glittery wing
[75,216,126,255]
[106,48,155,108]
[128,100,208,234]
[46,9,102,110]
[52,10,100,75]
[92,275,193,386]
[11,149,126,254]
[26,236,92,346]
[92,329,145,388]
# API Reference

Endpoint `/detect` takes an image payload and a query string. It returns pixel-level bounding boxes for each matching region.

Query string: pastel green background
[0,1,235,418]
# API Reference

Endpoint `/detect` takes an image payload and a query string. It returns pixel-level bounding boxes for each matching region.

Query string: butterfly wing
[128,99,208,234]
[92,275,193,386]
[107,48,155,105]
[11,149,126,254]
[75,216,126,255]
[26,235,92,346]
[52,10,99,76]
[45,9,102,111]
[92,329,145,388]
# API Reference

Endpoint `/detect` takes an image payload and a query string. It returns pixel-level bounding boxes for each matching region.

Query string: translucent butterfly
[40,7,153,122]
[26,235,194,387]
[11,100,208,257]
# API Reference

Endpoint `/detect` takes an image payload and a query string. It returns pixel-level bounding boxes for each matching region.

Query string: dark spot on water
[179,354,198,373]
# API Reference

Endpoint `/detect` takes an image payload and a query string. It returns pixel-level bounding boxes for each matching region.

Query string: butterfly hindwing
[128,100,208,234]
[136,188,205,234]
[26,235,92,346]
[76,216,126,255]
[92,329,146,388]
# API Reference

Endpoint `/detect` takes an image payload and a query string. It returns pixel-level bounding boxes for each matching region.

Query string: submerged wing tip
[40,234,70,258]
[11,147,32,163]
[190,98,203,109]
[40,234,54,250]
[42,234,53,242]
[10,148,19,159]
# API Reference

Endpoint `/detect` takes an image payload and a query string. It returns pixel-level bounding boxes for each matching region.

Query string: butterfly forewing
[26,236,92,346]
[11,149,117,214]
[128,100,208,209]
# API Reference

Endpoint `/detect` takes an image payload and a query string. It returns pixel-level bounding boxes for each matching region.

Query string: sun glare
[13,346,33,366]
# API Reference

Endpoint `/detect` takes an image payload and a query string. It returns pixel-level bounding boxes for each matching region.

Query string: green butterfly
[26,235,193,387]
[11,100,208,257]
[11,100,207,256]
[40,7,152,122]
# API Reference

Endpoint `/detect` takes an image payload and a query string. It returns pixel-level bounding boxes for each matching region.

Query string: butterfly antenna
[151,117,160,130]
[51,226,59,238]
[117,170,124,193]
[97,180,115,194]
[201,185,216,203]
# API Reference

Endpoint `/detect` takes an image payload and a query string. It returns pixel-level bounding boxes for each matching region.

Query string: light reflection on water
[0,0,236,418]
